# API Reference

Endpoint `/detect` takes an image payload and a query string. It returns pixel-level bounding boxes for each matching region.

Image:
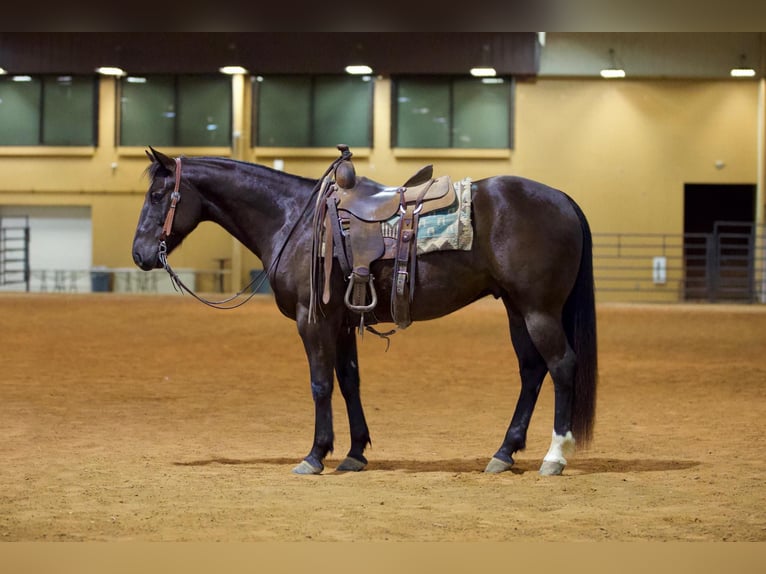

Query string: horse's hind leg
[523,310,577,476]
[486,304,548,473]
[334,324,371,471]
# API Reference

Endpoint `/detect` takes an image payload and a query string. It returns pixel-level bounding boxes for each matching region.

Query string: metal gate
[0,216,30,291]
[684,221,757,302]
[593,222,765,303]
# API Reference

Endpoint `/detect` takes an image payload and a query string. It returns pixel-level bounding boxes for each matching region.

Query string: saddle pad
[320,178,473,259]
[381,177,474,256]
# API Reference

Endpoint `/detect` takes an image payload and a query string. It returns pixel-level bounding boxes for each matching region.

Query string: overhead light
[731,53,755,78]
[96,66,126,77]
[12,75,32,82]
[219,65,248,75]
[481,78,505,84]
[345,65,373,75]
[600,48,625,79]
[471,43,496,78]
[731,68,756,78]
[126,76,147,83]
[600,68,626,79]
[0,68,7,75]
[470,67,497,77]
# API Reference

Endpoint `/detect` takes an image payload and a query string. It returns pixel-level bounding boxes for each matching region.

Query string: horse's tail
[562,196,598,447]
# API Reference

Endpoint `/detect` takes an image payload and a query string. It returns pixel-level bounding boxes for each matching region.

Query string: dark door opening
[683,184,756,301]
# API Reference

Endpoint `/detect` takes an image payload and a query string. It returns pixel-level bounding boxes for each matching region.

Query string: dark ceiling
[0,33,540,77]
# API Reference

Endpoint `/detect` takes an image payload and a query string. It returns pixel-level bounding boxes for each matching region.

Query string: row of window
[0,74,514,149]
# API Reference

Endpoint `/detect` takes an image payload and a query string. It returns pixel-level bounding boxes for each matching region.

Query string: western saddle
[310,145,456,332]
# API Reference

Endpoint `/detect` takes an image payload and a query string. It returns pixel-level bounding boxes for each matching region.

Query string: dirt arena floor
[1,292,765,542]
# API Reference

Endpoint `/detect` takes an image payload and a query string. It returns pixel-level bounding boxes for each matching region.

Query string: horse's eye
[150,190,165,205]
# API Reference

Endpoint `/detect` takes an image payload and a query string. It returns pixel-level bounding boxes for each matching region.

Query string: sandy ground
[1,293,765,542]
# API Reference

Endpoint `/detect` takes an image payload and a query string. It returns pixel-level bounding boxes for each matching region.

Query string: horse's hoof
[336,457,367,472]
[539,460,565,476]
[485,457,514,474]
[292,460,323,475]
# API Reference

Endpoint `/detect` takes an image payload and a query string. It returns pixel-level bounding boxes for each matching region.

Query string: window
[393,77,513,149]
[119,75,232,147]
[254,75,373,147]
[0,75,97,146]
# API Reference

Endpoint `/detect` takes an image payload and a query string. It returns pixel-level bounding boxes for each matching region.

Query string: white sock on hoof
[543,430,575,465]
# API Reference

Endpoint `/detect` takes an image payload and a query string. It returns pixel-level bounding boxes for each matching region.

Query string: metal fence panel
[593,222,765,303]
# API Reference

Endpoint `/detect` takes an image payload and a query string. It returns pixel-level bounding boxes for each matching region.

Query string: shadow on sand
[173,456,700,475]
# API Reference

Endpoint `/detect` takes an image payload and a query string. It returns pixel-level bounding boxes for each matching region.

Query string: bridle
[159,157,182,242]
[156,156,267,309]
[155,153,346,311]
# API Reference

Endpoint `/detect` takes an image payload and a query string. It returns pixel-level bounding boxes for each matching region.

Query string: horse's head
[132,148,203,270]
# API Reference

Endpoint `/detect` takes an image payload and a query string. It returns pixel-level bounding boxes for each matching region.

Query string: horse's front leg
[292,305,341,475]
[335,323,371,471]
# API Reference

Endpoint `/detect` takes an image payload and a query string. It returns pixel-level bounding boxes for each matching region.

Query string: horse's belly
[369,252,494,323]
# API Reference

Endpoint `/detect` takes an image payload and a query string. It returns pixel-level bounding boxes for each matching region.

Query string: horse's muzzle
[132,249,158,271]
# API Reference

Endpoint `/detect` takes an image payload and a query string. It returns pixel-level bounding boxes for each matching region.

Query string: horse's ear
[147,146,176,172]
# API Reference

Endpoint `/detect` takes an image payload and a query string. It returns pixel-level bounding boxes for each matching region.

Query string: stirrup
[344,269,378,313]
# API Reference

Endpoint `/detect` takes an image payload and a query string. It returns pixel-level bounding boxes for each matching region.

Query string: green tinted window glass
[255,75,372,147]
[120,76,175,147]
[394,77,513,149]
[395,78,450,148]
[42,76,96,145]
[0,77,41,145]
[177,75,231,146]
[256,76,311,147]
[452,78,510,148]
[313,76,372,148]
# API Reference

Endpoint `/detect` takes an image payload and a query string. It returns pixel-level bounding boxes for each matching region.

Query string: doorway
[683,184,756,301]
[0,205,92,292]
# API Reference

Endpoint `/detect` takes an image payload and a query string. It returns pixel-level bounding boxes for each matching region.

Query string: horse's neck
[196,161,313,263]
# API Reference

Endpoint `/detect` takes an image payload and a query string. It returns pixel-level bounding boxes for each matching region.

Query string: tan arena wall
[0,76,762,297]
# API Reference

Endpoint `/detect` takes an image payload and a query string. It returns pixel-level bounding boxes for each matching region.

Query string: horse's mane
[144,155,317,187]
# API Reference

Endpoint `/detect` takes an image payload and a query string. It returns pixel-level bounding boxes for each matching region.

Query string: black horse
[132,148,597,476]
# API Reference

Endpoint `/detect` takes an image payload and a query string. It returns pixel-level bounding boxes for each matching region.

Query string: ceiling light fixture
[600,49,625,79]
[219,65,248,75]
[731,53,756,78]
[471,43,496,78]
[470,67,497,77]
[600,68,626,79]
[96,66,126,77]
[0,67,7,75]
[731,68,756,78]
[345,65,373,75]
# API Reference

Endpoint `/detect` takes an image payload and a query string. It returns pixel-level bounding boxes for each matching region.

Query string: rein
[156,154,346,310]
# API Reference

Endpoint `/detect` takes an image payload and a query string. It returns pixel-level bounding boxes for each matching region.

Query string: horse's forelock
[144,161,159,181]
[144,158,175,183]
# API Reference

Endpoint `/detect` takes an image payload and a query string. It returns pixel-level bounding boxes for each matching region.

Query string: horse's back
[474,175,581,230]
[471,175,585,308]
